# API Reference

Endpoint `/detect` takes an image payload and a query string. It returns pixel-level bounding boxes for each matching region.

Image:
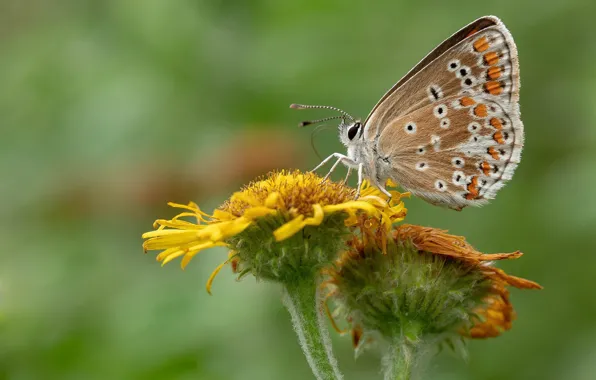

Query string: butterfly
[291,16,523,211]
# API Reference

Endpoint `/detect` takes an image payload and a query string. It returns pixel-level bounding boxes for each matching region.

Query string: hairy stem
[282,279,343,380]
[383,342,415,380]
[383,326,422,380]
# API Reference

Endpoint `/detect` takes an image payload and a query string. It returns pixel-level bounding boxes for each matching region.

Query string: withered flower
[324,224,541,379]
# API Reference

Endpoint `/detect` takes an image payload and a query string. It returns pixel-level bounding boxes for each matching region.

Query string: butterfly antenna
[297,115,344,128]
[290,103,355,123]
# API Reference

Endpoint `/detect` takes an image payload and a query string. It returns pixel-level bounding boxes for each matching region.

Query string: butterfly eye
[347,122,361,141]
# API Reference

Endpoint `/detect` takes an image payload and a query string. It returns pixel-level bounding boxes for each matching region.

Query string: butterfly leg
[372,177,393,201]
[355,163,364,199]
[323,155,350,181]
[342,167,352,184]
[313,153,358,183]
[311,153,346,173]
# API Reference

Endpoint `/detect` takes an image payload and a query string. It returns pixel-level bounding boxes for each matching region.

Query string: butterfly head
[339,119,363,147]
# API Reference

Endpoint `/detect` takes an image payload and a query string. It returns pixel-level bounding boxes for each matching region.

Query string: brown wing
[369,17,522,209]
[377,94,522,209]
[363,16,519,141]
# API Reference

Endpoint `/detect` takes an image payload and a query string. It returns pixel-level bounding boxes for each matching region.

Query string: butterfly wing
[364,16,501,130]
[365,16,522,209]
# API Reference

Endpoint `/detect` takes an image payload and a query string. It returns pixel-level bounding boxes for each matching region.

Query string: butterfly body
[294,16,523,210]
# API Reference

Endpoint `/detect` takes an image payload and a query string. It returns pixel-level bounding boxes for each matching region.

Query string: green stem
[383,325,422,380]
[282,279,343,380]
[383,341,415,380]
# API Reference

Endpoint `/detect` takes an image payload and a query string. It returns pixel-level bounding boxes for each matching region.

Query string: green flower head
[324,224,542,356]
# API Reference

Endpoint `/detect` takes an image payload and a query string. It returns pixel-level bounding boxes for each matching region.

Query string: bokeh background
[2,1,595,379]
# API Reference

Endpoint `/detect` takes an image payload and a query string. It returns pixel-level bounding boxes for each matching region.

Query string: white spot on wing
[461,75,477,88]
[469,135,480,144]
[416,162,429,171]
[455,66,471,78]
[431,135,441,151]
[468,122,481,133]
[497,146,512,161]
[435,180,447,192]
[478,177,492,189]
[452,171,466,187]
[489,164,502,178]
[427,85,443,102]
[433,104,448,119]
[502,131,513,144]
[452,157,465,168]
[404,122,417,134]
[447,59,460,72]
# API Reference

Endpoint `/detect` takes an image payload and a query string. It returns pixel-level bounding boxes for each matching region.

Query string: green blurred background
[2,1,595,379]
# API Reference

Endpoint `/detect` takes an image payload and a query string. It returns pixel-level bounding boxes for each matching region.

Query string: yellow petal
[343,212,359,226]
[179,241,227,269]
[161,249,188,266]
[273,215,305,241]
[188,241,227,252]
[205,219,253,241]
[230,192,263,207]
[166,202,213,221]
[323,201,379,215]
[242,206,277,219]
[386,179,398,188]
[206,259,229,295]
[358,195,387,207]
[303,204,324,226]
[265,192,283,208]
[156,247,184,262]
[167,202,200,212]
[152,219,206,230]
[212,209,235,221]
[170,211,209,223]
[381,213,393,232]
[143,231,204,250]
[142,229,197,239]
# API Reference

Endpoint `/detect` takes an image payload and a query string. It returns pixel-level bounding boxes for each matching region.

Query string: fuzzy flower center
[222,171,356,217]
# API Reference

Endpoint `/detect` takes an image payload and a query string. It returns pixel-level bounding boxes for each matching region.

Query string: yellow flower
[323,224,542,352]
[142,170,407,293]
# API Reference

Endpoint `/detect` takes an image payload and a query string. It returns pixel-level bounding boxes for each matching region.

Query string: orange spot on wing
[490,118,503,130]
[487,147,500,160]
[466,28,480,37]
[466,176,480,199]
[473,36,489,52]
[487,66,502,80]
[493,131,505,144]
[460,96,476,107]
[481,161,491,176]
[485,81,503,95]
[474,104,488,118]
[484,52,499,66]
